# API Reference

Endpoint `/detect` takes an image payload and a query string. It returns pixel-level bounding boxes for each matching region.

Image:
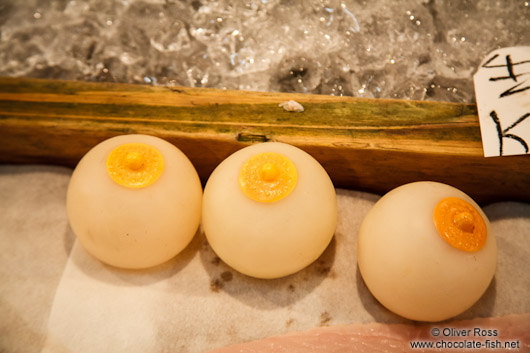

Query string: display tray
[1,77,528,204]
[0,164,529,353]
[0,78,529,352]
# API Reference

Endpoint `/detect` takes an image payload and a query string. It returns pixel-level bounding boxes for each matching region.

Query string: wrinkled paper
[0,165,528,353]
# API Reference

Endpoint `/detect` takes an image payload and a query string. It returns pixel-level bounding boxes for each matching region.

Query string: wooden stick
[0,77,528,204]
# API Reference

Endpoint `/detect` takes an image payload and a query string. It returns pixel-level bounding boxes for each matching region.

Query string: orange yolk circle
[239,152,297,203]
[434,197,487,252]
[106,142,164,188]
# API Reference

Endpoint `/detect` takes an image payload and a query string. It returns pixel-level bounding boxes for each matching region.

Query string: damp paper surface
[0,165,528,353]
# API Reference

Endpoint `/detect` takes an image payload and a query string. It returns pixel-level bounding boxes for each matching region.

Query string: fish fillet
[206,314,530,352]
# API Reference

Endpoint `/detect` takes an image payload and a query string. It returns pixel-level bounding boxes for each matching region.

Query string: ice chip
[279,100,304,112]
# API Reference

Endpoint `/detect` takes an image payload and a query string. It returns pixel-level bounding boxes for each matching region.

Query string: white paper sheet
[0,165,528,353]
[474,46,530,157]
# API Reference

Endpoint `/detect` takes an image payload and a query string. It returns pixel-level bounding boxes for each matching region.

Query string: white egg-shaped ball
[202,142,337,279]
[67,134,202,269]
[358,181,497,322]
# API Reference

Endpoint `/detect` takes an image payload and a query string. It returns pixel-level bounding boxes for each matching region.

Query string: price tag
[473,46,530,157]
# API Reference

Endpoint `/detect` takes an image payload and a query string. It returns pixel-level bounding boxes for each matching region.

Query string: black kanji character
[482,54,530,98]
[489,110,530,156]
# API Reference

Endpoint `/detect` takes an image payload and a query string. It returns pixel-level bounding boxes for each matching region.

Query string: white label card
[473,46,530,157]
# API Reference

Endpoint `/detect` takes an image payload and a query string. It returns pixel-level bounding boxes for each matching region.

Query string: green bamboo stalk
[0,77,527,204]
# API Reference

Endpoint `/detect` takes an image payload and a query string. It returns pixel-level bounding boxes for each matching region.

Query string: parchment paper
[0,165,74,353]
[0,165,528,353]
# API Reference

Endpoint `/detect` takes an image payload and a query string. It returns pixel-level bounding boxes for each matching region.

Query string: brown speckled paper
[0,165,528,353]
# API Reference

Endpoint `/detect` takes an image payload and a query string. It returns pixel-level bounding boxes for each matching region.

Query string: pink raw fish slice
[206,314,530,353]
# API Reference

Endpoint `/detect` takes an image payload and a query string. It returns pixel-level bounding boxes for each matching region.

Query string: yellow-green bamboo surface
[0,77,528,204]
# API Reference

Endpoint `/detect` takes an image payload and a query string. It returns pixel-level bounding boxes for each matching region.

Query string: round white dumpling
[67,134,202,269]
[202,142,337,279]
[358,181,497,322]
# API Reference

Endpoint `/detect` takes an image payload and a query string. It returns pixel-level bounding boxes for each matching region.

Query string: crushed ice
[0,0,529,103]
[279,100,304,112]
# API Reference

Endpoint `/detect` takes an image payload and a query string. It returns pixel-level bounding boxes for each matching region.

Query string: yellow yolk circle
[434,197,487,252]
[106,142,164,188]
[239,152,297,203]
